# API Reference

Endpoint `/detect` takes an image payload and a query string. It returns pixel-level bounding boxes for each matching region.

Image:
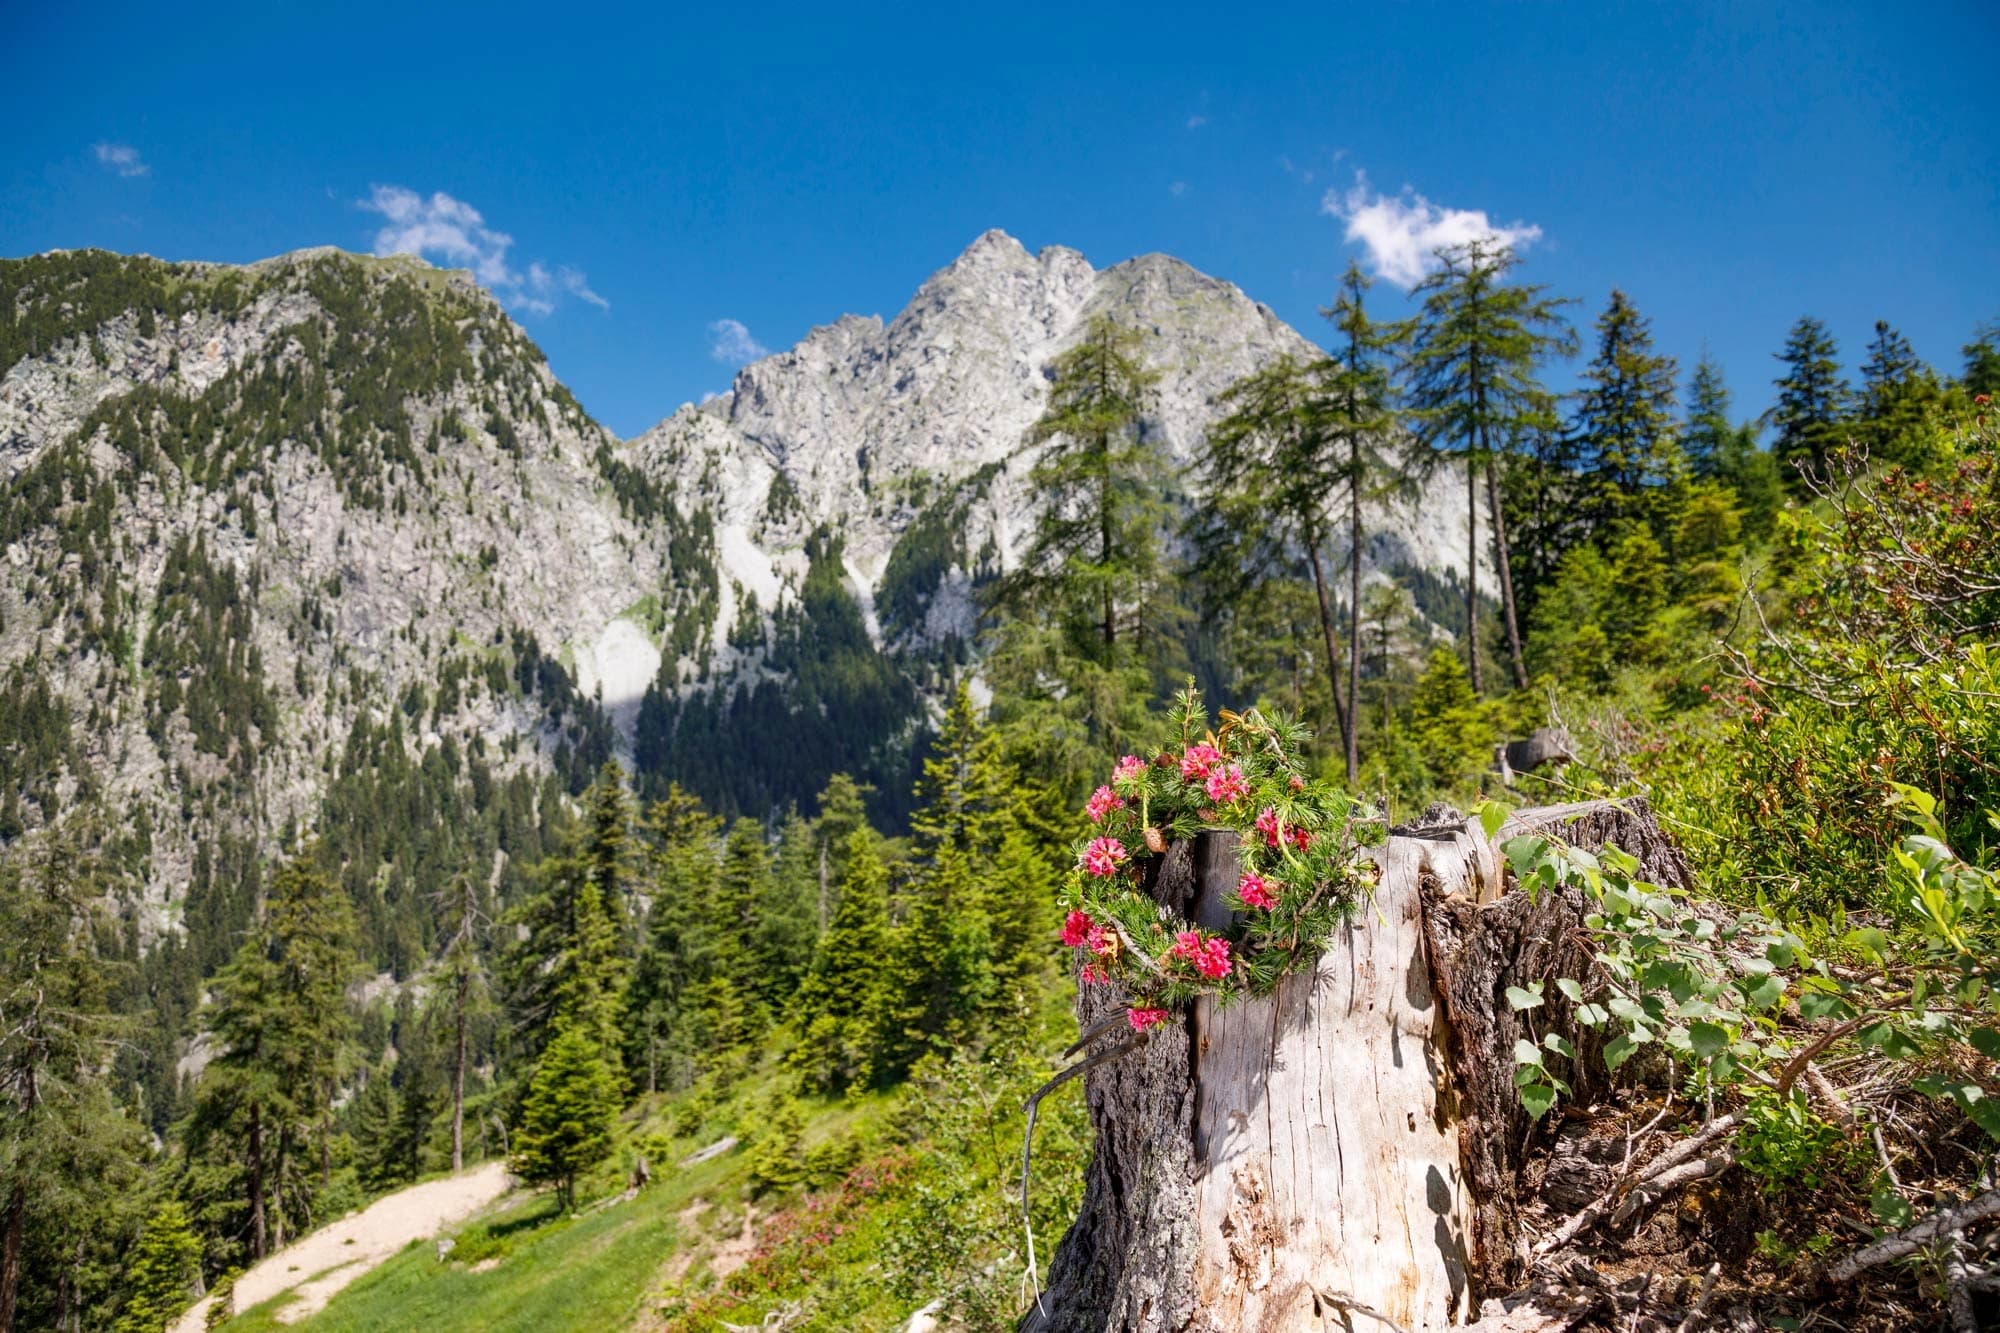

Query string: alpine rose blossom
[1085,925,1120,958]
[1082,837,1129,877]
[1237,873,1277,910]
[1179,743,1223,780]
[1255,806,1283,847]
[1061,910,1094,948]
[1170,929,1232,979]
[1204,762,1249,804]
[1112,754,1147,783]
[1127,1006,1169,1031]
[1086,785,1126,823]
[1080,961,1110,985]
[1289,825,1312,851]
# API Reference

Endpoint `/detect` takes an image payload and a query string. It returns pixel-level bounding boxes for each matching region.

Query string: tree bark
[1484,462,1529,690]
[1305,544,1355,779]
[1466,455,1482,693]
[1346,470,1364,783]
[248,1101,266,1260]
[452,972,469,1173]
[1028,799,1690,1331]
[0,1180,24,1333]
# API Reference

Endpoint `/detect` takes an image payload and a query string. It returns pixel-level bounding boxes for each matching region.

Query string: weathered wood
[1422,797,1691,1285]
[1030,800,1689,1332]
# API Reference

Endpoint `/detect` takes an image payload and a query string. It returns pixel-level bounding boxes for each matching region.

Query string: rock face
[625,229,1470,665]
[0,232,1472,943]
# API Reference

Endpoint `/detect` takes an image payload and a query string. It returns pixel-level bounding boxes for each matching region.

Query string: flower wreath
[1058,686,1382,1032]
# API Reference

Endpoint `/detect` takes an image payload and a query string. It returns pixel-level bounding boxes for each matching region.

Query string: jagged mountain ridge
[0,232,1466,948]
[626,229,1466,678]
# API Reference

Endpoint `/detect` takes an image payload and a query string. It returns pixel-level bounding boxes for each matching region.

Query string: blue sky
[3,2,1994,438]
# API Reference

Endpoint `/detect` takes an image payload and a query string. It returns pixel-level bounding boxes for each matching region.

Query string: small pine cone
[1143,826,1167,854]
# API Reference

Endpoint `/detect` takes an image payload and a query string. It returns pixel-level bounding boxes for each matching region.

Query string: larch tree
[1766,315,1851,484]
[1004,314,1167,662]
[1198,266,1407,789]
[427,872,491,1173]
[1321,262,1412,776]
[1405,239,1577,692]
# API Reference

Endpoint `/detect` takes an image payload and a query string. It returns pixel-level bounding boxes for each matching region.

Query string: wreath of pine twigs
[1059,683,1383,1032]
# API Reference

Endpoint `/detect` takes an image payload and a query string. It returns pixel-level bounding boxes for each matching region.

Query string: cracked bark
[1026,799,1688,1332]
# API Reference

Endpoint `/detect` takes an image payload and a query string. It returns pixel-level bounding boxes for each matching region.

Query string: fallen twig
[1674,1263,1722,1333]
[1825,1186,2000,1283]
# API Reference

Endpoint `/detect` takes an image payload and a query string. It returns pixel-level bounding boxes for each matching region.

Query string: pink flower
[1204,762,1249,805]
[1179,743,1223,781]
[1237,873,1277,910]
[1289,825,1312,852]
[1255,807,1284,847]
[1085,925,1120,958]
[1127,1006,1169,1031]
[1086,784,1126,823]
[1170,929,1233,979]
[1112,754,1147,783]
[1062,909,1094,948]
[1082,836,1129,877]
[1080,961,1110,985]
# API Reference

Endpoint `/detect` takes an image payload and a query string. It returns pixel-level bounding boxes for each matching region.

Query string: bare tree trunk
[1465,455,1483,693]
[1485,461,1529,689]
[248,1101,266,1260]
[1305,544,1355,778]
[452,972,468,1173]
[1028,800,1690,1331]
[1346,474,1364,782]
[272,1126,289,1251]
[0,1180,24,1333]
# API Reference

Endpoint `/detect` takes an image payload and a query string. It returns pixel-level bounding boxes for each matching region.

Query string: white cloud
[358,184,607,315]
[708,319,769,367]
[93,142,148,178]
[1320,171,1542,288]
[1169,181,1188,198]
[1186,114,1208,130]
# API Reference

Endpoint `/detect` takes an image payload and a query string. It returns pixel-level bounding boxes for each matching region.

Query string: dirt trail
[169,1160,514,1331]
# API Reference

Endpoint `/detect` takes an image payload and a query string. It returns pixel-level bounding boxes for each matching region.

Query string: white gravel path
[169,1161,514,1330]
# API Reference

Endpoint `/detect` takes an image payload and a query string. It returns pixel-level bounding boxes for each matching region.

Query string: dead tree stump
[1028,798,1689,1333]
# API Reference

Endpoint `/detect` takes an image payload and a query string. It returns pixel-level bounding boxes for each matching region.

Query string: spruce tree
[756,810,821,1005]
[111,1202,201,1333]
[1856,319,1934,465]
[1573,289,1683,535]
[1404,239,1577,691]
[909,682,1014,855]
[1682,350,1734,480]
[1766,315,1851,484]
[1963,321,2000,398]
[0,824,148,1332]
[504,766,634,1069]
[197,848,358,1257]
[509,1025,618,1213]
[790,830,891,1093]
[624,785,724,1092]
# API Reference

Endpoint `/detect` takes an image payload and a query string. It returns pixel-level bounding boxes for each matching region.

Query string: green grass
[226,1152,728,1333]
